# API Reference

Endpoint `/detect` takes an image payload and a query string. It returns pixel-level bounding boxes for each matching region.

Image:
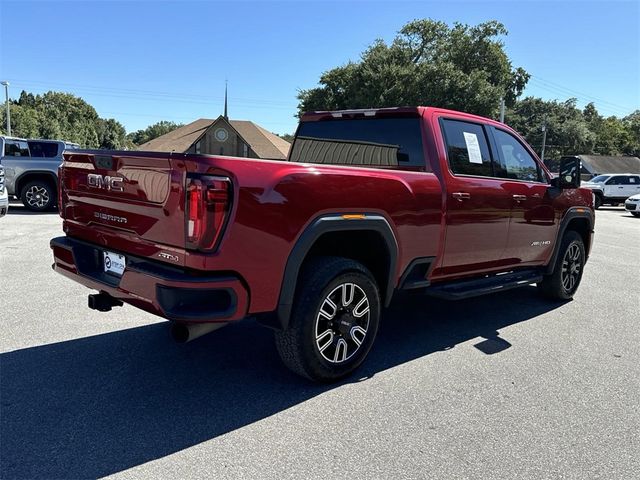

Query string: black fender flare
[545,207,594,275]
[276,214,399,329]
[15,170,59,195]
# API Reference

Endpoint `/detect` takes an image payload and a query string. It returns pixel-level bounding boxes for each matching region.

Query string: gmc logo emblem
[87,174,124,192]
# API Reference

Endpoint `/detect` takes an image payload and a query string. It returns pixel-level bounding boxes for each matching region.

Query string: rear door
[618,175,640,199]
[489,126,558,265]
[621,175,640,197]
[437,118,512,277]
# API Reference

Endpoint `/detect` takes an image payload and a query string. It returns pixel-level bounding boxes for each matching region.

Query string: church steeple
[223,80,228,120]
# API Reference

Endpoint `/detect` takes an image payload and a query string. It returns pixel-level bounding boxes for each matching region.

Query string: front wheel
[538,230,586,300]
[594,194,602,209]
[275,257,381,382]
[631,212,640,217]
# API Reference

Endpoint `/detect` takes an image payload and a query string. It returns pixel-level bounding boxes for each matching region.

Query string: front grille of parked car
[0,166,5,194]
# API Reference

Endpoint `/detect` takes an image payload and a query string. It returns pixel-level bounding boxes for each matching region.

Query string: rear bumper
[50,236,249,323]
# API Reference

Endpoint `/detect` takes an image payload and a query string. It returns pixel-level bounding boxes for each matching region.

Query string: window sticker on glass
[463,132,483,164]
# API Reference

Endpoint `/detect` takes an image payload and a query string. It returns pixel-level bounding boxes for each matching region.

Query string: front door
[489,126,558,265]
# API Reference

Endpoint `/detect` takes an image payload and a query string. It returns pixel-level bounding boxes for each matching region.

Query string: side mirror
[558,157,581,189]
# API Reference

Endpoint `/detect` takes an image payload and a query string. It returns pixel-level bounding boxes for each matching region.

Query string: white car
[0,164,8,217]
[581,174,640,209]
[625,193,640,217]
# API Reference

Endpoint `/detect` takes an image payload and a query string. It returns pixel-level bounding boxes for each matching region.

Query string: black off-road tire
[275,256,381,382]
[631,212,640,217]
[538,230,586,300]
[20,180,56,212]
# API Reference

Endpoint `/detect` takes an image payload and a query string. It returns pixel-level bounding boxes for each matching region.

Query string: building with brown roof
[553,155,640,180]
[137,115,291,160]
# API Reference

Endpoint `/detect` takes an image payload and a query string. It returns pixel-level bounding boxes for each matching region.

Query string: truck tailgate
[60,151,186,250]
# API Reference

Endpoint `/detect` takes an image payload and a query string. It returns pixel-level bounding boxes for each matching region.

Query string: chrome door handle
[512,194,527,201]
[452,192,471,201]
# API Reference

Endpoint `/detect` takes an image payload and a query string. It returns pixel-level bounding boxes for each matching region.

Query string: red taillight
[185,175,231,250]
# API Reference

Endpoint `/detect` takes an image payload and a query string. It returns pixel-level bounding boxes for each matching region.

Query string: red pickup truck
[51,106,594,381]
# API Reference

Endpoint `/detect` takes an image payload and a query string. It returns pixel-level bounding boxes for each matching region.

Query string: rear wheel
[275,257,380,382]
[538,230,585,300]
[21,180,55,212]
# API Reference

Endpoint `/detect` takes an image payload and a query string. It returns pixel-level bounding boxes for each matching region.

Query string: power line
[528,75,634,116]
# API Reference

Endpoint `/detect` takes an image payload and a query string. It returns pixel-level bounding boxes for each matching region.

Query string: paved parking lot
[1,202,639,479]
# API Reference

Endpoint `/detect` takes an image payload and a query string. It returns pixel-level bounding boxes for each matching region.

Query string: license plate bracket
[103,250,126,277]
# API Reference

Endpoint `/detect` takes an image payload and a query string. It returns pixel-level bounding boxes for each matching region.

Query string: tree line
[1,19,638,158]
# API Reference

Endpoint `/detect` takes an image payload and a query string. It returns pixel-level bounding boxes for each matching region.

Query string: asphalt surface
[1,201,639,479]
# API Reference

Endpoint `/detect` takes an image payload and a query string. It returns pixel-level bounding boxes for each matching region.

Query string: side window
[493,129,541,182]
[441,119,493,177]
[606,176,622,185]
[27,141,59,158]
[4,140,30,157]
[630,176,640,184]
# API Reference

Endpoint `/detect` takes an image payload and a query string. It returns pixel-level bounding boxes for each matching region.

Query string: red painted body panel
[52,106,594,322]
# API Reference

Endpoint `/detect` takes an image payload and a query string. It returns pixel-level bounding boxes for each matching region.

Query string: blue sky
[1,0,638,135]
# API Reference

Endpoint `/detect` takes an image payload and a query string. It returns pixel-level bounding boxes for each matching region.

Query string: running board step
[425,270,543,300]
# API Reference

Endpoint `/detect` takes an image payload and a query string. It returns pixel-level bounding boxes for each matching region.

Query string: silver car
[0,136,79,211]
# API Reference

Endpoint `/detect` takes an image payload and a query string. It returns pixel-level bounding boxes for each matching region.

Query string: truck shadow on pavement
[1,287,564,479]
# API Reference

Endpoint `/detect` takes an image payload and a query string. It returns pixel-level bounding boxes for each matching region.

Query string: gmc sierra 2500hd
[51,106,594,382]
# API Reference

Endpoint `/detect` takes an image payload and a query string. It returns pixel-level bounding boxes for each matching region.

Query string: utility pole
[499,97,505,123]
[1,81,10,136]
[540,116,547,164]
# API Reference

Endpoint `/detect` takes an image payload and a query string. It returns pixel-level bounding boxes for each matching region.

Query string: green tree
[127,120,183,145]
[297,19,529,118]
[0,90,132,149]
[505,97,595,158]
[277,133,294,143]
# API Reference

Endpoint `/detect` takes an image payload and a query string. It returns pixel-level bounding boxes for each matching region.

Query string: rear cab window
[290,117,427,170]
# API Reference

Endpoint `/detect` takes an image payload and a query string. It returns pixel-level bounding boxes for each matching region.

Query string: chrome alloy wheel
[315,282,370,364]
[561,243,582,292]
[25,185,50,208]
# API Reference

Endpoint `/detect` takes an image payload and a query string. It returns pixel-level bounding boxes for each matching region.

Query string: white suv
[581,174,640,209]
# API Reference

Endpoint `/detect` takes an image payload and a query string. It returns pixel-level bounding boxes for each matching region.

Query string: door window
[4,140,30,157]
[606,176,623,185]
[441,119,493,177]
[27,141,59,157]
[492,129,542,182]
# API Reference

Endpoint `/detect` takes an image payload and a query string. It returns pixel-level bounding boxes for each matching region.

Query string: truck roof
[300,106,506,129]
